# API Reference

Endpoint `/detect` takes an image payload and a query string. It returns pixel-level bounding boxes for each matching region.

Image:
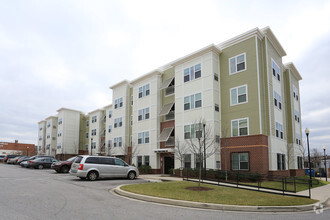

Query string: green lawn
[121,181,317,206]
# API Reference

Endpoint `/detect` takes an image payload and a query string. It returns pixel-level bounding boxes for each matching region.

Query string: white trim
[228,52,247,75]
[255,36,262,134]
[230,84,248,106]
[231,117,249,137]
[265,37,272,136]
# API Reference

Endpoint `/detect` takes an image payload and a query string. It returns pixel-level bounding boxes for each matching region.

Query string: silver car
[70,155,139,181]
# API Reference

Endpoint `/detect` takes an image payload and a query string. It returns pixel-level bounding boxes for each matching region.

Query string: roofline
[109,80,130,90]
[38,120,46,124]
[88,108,105,115]
[130,69,162,85]
[261,26,287,57]
[217,27,264,49]
[56,107,84,114]
[284,62,303,81]
[103,104,112,109]
[45,115,58,120]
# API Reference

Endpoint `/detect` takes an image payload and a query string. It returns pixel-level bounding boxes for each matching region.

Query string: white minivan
[70,155,139,181]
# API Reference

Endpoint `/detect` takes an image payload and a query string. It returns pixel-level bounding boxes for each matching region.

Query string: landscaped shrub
[247,173,261,182]
[138,165,152,174]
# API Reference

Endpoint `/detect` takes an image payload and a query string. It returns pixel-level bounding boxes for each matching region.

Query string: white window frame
[91,129,96,136]
[272,59,281,81]
[114,117,123,128]
[184,123,202,139]
[138,131,150,144]
[183,63,201,83]
[114,137,122,147]
[138,107,150,121]
[274,91,282,110]
[138,83,150,98]
[275,122,283,139]
[108,110,112,118]
[184,92,202,111]
[108,125,112,133]
[229,53,246,75]
[231,118,249,137]
[230,84,248,106]
[294,110,300,123]
[232,152,249,171]
[114,97,123,109]
[91,116,97,123]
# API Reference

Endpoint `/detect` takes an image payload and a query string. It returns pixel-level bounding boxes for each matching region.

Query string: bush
[138,165,152,174]
[169,168,174,175]
[247,173,261,182]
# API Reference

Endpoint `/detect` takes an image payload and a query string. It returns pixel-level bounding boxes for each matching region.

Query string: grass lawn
[121,181,317,206]
[242,177,328,192]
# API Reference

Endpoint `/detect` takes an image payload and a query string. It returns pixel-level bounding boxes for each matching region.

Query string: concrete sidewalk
[113,174,330,212]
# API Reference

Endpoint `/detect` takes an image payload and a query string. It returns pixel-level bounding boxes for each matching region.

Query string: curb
[113,185,321,213]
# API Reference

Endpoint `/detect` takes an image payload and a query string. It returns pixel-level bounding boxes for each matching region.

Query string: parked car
[18,155,54,165]
[27,158,59,169]
[20,160,29,168]
[0,155,6,163]
[51,156,77,173]
[6,156,24,164]
[4,155,21,163]
[70,155,139,181]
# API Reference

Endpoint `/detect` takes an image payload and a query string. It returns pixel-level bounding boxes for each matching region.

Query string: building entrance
[164,156,174,174]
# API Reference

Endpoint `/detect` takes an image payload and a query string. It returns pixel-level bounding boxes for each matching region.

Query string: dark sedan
[27,158,59,169]
[51,156,77,173]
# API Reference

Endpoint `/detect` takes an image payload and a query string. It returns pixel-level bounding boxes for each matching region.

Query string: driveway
[0,164,329,220]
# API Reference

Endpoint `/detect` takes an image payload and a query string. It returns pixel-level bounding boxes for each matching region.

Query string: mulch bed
[185,186,213,191]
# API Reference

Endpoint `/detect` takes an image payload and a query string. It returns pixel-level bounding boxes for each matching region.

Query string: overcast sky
[1,0,329,153]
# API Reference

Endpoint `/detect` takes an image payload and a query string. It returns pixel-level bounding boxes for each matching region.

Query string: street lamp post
[90,138,93,156]
[27,146,29,156]
[203,120,206,180]
[323,146,327,182]
[305,128,312,192]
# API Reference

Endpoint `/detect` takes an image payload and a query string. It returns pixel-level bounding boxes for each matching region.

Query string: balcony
[165,136,174,146]
[165,86,174,96]
[165,111,175,121]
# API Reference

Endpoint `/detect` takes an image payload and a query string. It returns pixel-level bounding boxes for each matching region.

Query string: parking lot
[1,164,329,220]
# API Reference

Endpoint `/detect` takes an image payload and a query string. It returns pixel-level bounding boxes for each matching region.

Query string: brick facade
[0,140,36,156]
[221,135,269,175]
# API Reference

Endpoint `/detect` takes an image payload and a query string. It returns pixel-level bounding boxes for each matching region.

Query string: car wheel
[38,164,44,169]
[60,166,69,173]
[87,171,98,181]
[128,171,136,180]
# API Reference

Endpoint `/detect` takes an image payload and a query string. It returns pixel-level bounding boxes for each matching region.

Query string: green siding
[220,37,261,136]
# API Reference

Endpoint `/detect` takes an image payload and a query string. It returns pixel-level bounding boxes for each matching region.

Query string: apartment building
[37,27,304,176]
[105,27,303,175]
[37,120,46,154]
[45,116,58,157]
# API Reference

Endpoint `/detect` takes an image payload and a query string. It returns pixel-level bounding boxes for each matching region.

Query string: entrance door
[164,156,174,174]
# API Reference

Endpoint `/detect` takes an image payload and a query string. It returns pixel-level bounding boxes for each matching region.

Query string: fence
[182,168,316,198]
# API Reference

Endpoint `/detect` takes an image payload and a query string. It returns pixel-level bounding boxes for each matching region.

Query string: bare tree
[311,148,322,170]
[174,137,189,177]
[123,142,140,165]
[185,119,216,187]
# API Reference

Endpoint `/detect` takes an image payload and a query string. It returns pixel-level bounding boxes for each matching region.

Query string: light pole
[27,146,29,156]
[323,146,327,182]
[305,128,312,190]
[203,119,206,180]
[90,138,93,156]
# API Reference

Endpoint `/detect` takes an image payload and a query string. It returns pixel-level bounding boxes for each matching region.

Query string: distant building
[0,140,35,156]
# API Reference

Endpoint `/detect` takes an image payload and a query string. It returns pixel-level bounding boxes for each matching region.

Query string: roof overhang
[261,27,287,57]
[109,80,130,90]
[153,148,175,153]
[159,127,174,142]
[130,69,162,85]
[159,103,174,116]
[284,62,303,81]
[160,77,174,90]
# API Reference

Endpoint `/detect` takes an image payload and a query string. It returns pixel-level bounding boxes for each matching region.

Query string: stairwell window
[231,118,248,136]
[232,152,249,170]
[184,64,201,82]
[275,122,283,139]
[138,84,150,98]
[184,93,202,111]
[274,91,282,110]
[272,59,280,81]
[230,85,247,105]
[229,53,246,74]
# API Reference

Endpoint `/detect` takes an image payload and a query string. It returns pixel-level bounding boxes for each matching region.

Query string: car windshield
[74,156,83,163]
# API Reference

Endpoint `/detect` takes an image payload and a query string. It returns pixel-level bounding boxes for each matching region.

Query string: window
[274,91,282,110]
[215,135,220,143]
[131,95,133,105]
[137,156,142,167]
[86,120,89,127]
[277,153,286,170]
[215,104,219,112]
[293,85,299,101]
[115,158,126,166]
[184,154,191,168]
[184,123,202,139]
[86,132,89,138]
[165,78,175,96]
[108,125,112,133]
[46,133,50,139]
[57,143,61,149]
[138,131,149,144]
[294,110,300,123]
[91,129,96,136]
[114,117,123,128]
[130,115,133,126]
[39,136,42,140]
[46,144,50,150]
[57,131,62,137]
[114,97,123,109]
[184,64,201,82]
[230,85,247,105]
[58,118,62,125]
[214,73,219,81]
[114,137,122,147]
[184,93,202,110]
[229,53,246,74]
[232,152,249,170]
[47,122,51,127]
[91,142,96,149]
[138,107,150,121]
[272,60,280,81]
[108,110,112,118]
[297,156,303,169]
[275,122,283,139]
[296,133,301,145]
[91,116,97,123]
[144,155,150,166]
[231,118,248,136]
[138,84,150,98]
